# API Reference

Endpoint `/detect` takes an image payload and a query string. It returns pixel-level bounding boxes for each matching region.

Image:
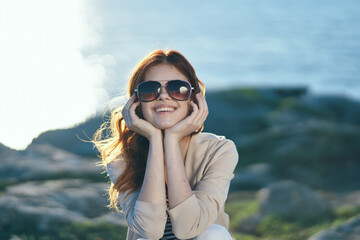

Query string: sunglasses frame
[134,80,194,102]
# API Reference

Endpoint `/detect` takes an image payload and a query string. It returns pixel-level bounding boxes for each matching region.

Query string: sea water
[90,0,360,101]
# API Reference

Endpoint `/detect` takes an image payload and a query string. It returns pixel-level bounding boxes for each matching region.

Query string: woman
[94,49,238,240]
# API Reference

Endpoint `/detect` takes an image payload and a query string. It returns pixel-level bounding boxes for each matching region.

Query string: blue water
[89,0,360,101]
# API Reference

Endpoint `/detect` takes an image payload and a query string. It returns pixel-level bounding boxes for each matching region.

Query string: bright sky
[1,1,359,150]
[0,0,110,150]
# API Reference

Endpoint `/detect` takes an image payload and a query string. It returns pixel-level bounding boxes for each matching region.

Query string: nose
[157,85,171,100]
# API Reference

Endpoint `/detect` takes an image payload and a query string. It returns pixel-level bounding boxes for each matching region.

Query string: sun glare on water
[0,0,110,150]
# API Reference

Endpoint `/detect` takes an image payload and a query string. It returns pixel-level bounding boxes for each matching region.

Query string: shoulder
[187,132,238,180]
[193,132,237,152]
[196,132,226,141]
[191,132,238,162]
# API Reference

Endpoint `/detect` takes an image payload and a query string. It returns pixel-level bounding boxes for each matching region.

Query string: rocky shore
[1,87,360,239]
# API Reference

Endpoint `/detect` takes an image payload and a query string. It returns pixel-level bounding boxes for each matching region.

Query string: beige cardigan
[106,132,239,240]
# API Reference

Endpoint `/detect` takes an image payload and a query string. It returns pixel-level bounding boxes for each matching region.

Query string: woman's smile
[141,64,190,130]
[153,104,177,113]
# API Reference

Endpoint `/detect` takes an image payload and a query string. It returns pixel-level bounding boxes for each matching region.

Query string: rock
[238,180,331,233]
[231,163,276,190]
[308,214,360,240]
[9,236,23,240]
[331,191,360,208]
[29,115,103,157]
[257,180,330,219]
[238,213,263,233]
[299,95,360,125]
[0,143,19,156]
[0,179,125,232]
[0,144,101,181]
[234,118,360,191]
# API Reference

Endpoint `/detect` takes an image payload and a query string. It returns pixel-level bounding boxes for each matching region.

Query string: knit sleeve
[106,160,167,239]
[168,138,238,239]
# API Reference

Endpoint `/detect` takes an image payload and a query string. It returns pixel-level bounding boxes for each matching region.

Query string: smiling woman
[0,0,107,149]
[139,65,193,130]
[93,49,238,240]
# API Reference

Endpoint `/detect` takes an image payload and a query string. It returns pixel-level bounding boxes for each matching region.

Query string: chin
[155,122,176,130]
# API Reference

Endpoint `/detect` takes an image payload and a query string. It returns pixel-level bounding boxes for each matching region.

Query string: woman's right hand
[121,94,162,140]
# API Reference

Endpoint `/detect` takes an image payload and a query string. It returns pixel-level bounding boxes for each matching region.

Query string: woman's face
[140,64,191,130]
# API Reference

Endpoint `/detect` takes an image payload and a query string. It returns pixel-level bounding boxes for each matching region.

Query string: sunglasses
[135,80,194,102]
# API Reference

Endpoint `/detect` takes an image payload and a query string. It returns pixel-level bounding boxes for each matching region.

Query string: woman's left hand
[165,93,209,141]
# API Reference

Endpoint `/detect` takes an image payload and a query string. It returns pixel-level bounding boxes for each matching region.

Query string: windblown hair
[93,49,205,211]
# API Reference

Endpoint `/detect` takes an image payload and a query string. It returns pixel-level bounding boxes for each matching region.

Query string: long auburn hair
[93,49,205,211]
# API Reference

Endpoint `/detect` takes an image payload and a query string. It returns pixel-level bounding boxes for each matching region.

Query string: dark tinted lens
[137,81,161,102]
[167,80,192,100]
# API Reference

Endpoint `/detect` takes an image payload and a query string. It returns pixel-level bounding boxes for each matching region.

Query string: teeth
[155,107,175,112]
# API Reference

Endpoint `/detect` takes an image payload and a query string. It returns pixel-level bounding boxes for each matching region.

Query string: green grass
[226,200,259,231]
[232,233,262,240]
[1,221,127,240]
[226,191,360,240]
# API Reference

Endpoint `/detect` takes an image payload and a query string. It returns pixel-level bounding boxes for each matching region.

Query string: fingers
[193,93,208,128]
[120,94,162,139]
[185,93,208,133]
[122,94,136,113]
[129,101,141,122]
[197,93,209,122]
[121,94,137,128]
